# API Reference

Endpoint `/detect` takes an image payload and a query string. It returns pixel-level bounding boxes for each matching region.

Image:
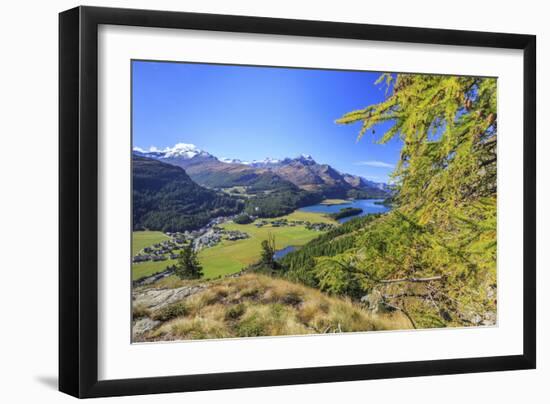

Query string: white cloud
[363,175,383,181]
[354,160,394,168]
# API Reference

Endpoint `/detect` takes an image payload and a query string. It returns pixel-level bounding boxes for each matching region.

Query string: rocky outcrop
[133,284,205,311]
[132,318,161,340]
[360,290,384,313]
[132,284,206,340]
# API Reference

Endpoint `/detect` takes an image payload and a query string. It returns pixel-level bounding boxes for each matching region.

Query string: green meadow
[132,231,175,281]
[131,210,335,281]
[132,258,179,281]
[198,211,336,278]
[319,198,350,205]
[132,231,168,256]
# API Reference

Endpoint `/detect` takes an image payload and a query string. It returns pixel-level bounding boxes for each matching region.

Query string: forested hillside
[243,184,323,217]
[133,156,243,232]
[277,215,380,289]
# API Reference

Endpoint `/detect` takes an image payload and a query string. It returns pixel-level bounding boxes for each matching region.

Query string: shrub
[225,303,246,320]
[235,314,266,337]
[239,286,260,299]
[234,214,254,224]
[152,302,189,321]
[282,290,303,306]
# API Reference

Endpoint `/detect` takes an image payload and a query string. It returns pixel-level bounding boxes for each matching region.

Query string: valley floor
[132,210,336,281]
[131,202,410,342]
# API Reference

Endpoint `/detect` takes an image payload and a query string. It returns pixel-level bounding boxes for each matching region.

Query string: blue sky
[132,60,403,183]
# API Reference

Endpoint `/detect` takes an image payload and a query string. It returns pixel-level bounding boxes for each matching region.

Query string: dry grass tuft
[154,317,231,340]
[151,302,189,322]
[132,303,151,319]
[148,275,200,290]
[137,273,412,341]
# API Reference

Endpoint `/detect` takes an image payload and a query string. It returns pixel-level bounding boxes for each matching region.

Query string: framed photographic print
[59,6,536,398]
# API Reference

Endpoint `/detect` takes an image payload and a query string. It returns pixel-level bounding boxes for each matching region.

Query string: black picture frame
[59,5,536,398]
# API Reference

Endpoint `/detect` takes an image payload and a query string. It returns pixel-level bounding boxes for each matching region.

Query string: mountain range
[133,143,390,198]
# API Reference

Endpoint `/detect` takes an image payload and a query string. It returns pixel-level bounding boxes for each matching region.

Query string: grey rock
[133,318,160,338]
[133,285,205,311]
[470,313,483,325]
[360,290,383,313]
[482,311,497,326]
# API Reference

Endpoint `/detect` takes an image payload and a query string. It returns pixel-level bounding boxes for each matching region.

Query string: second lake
[298,199,391,223]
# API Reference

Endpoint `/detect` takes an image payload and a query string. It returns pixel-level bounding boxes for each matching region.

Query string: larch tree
[315,73,497,328]
[260,232,277,269]
[175,243,204,279]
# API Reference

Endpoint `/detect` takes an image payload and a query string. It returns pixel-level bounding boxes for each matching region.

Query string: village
[132,214,334,264]
[254,217,334,232]
[132,215,249,264]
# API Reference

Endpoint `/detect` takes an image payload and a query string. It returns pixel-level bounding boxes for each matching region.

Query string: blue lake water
[298,199,391,223]
[273,199,391,260]
[273,245,297,260]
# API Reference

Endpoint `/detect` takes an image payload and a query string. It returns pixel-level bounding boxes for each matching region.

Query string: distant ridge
[133,143,390,198]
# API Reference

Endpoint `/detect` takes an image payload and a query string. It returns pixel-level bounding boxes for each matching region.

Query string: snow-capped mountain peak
[246,155,317,168]
[161,143,206,159]
[219,157,250,165]
[255,157,281,164]
[246,157,284,168]
[133,143,212,160]
[133,143,320,168]
[293,154,316,165]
